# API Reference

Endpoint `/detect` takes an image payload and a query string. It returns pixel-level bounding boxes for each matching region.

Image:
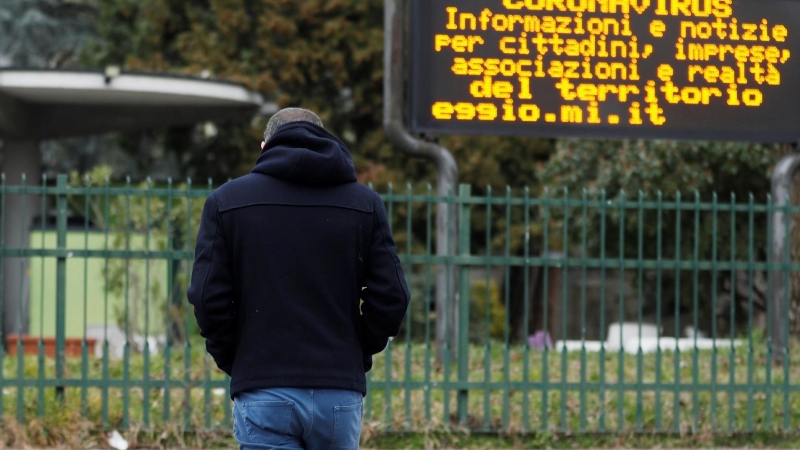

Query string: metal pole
[769,145,800,365]
[456,184,472,425]
[56,174,67,400]
[2,140,41,341]
[384,0,459,363]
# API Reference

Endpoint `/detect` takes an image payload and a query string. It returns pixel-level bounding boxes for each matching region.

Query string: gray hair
[263,108,324,141]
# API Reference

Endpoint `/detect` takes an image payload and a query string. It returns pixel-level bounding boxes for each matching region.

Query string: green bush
[470,280,506,342]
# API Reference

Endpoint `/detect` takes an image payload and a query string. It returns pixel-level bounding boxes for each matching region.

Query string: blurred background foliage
[8,0,781,199]
[0,0,94,67]
[4,0,794,337]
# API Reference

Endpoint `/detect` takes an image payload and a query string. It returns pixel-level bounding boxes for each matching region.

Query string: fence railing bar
[0,186,213,197]
[144,177,153,429]
[636,191,645,432]
[101,176,111,428]
[560,189,570,432]
[0,174,5,420]
[2,186,800,214]
[765,193,774,430]
[423,184,433,425]
[579,190,589,432]
[16,173,28,425]
[502,186,512,430]
[163,178,174,425]
[710,193,719,433]
[691,193,701,433]
[599,189,608,432]
[7,250,800,273]
[482,185,493,432]
[385,183,394,431]
[522,186,532,432]
[782,190,792,431]
[404,183,413,431]
[122,176,132,430]
[616,190,626,433]
[654,191,664,430]
[81,176,91,416]
[672,192,682,434]
[183,178,194,430]
[363,380,800,392]
[746,194,756,432]
[37,175,48,417]
[728,193,737,433]
[442,182,453,431]
[7,378,800,393]
[541,188,551,434]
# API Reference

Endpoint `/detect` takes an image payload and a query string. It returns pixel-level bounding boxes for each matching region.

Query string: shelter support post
[1,139,41,346]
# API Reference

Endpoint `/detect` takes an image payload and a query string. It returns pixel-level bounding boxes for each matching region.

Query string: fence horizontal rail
[369,381,800,392]
[0,185,213,197]
[0,250,798,272]
[2,377,228,390]
[4,377,800,393]
[0,249,195,259]
[2,182,800,214]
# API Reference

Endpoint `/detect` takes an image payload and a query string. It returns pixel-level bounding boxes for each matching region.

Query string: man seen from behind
[188,108,410,449]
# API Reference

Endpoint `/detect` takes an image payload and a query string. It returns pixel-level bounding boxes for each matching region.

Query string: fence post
[0,176,4,353]
[457,184,471,425]
[0,175,5,417]
[55,174,67,400]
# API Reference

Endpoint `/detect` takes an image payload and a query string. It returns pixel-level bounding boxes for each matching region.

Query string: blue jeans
[233,388,363,449]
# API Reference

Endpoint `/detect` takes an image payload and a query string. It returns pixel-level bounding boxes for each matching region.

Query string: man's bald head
[263,108,324,142]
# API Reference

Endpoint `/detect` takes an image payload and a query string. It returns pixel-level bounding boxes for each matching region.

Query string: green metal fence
[1,174,800,434]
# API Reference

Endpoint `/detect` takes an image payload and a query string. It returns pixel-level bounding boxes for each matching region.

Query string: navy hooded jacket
[187,121,410,397]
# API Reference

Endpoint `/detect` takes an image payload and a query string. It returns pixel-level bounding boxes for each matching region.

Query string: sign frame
[409,0,800,143]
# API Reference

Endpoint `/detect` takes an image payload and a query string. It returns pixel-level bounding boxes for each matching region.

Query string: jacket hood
[252,121,357,186]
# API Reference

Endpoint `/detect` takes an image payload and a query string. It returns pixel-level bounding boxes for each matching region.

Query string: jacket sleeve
[360,192,411,363]
[187,193,236,375]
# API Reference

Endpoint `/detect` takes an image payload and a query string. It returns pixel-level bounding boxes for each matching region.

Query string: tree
[84,0,560,254]
[83,0,789,344]
[0,0,93,68]
[85,0,395,182]
[85,0,558,185]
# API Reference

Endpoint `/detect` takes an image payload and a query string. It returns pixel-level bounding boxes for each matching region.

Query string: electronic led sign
[410,0,800,141]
